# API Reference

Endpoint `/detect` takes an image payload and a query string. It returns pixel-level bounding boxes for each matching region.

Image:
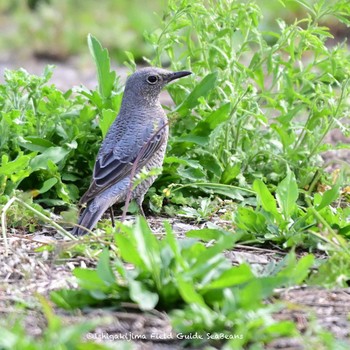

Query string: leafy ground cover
[1,0,350,349]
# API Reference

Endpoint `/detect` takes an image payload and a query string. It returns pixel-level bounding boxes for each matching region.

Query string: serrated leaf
[0,153,31,176]
[88,34,116,100]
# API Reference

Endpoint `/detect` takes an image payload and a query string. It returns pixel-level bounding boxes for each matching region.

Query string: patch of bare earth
[1,216,350,349]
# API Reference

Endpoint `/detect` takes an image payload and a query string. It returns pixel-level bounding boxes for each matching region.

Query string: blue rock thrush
[72,67,192,235]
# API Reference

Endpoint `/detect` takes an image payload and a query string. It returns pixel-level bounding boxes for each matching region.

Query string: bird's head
[123,67,192,105]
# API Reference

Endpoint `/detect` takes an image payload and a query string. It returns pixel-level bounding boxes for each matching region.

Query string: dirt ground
[0,57,350,349]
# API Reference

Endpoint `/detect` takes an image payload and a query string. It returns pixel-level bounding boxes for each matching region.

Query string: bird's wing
[79,120,167,205]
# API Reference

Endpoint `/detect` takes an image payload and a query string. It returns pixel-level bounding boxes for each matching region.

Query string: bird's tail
[71,201,110,236]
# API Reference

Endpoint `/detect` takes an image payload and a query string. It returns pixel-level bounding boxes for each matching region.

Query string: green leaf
[220,163,241,184]
[38,178,58,194]
[18,136,56,152]
[189,235,236,276]
[253,179,281,220]
[115,234,144,268]
[186,228,230,241]
[30,147,71,171]
[51,289,99,310]
[129,280,159,310]
[203,264,254,290]
[0,153,31,176]
[192,102,231,136]
[177,275,207,307]
[187,182,253,200]
[235,206,267,233]
[316,173,343,212]
[73,268,109,291]
[133,217,161,278]
[87,34,116,100]
[174,135,208,145]
[276,253,314,286]
[276,167,298,219]
[96,249,116,286]
[176,72,218,114]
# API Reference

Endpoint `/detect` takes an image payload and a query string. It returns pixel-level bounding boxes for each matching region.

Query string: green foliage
[0,66,106,211]
[0,296,110,350]
[146,0,350,196]
[51,218,315,347]
[0,1,350,347]
[0,35,125,223]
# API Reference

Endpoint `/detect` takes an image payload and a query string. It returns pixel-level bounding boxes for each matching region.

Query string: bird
[72,67,192,235]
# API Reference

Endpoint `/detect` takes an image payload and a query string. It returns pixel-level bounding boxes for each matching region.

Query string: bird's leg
[136,197,146,217]
[109,206,115,227]
[138,204,146,217]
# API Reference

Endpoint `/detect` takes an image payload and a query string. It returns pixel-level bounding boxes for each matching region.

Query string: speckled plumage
[72,67,191,235]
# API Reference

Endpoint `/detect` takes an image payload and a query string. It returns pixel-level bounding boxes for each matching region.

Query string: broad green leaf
[174,135,208,145]
[192,102,231,136]
[177,275,206,307]
[203,264,254,290]
[316,173,343,212]
[164,221,183,264]
[51,289,98,310]
[38,178,58,194]
[133,217,161,278]
[88,34,116,100]
[115,234,144,268]
[96,249,116,286]
[186,228,230,241]
[73,268,108,291]
[18,136,55,152]
[176,72,218,114]
[163,157,203,169]
[189,235,236,276]
[188,182,253,200]
[220,163,241,184]
[129,280,159,310]
[30,147,71,171]
[276,167,298,219]
[235,206,267,233]
[276,253,314,286]
[253,179,281,220]
[239,276,288,307]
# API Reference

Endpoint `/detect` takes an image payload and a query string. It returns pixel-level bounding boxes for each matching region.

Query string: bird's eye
[147,75,158,84]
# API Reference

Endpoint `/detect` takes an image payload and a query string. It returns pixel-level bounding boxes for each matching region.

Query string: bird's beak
[167,70,192,82]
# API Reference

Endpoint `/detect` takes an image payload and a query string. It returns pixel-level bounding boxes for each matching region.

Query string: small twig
[1,196,16,256]
[121,121,169,224]
[1,197,77,255]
